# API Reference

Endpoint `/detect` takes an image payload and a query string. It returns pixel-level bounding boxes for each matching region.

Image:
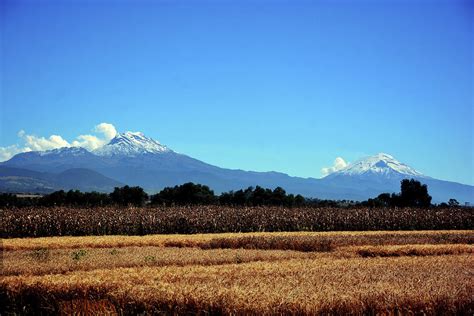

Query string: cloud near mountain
[321,157,348,177]
[0,123,117,161]
[70,123,117,150]
[1,131,472,202]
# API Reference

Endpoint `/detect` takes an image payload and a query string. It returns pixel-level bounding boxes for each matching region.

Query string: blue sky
[1,0,473,185]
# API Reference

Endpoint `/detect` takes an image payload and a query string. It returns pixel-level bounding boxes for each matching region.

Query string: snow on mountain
[93,131,171,157]
[1,142,472,202]
[38,146,91,157]
[328,153,424,178]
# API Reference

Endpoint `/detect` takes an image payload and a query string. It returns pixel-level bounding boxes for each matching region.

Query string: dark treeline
[0,184,327,208]
[0,186,147,208]
[151,183,309,207]
[363,179,433,208]
[0,179,465,209]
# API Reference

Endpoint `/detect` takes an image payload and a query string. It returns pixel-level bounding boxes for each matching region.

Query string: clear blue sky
[1,0,473,185]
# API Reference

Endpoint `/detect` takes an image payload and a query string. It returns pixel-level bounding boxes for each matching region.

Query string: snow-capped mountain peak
[329,153,424,178]
[93,131,171,157]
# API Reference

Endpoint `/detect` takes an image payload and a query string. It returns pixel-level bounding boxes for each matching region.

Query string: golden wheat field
[1,231,473,315]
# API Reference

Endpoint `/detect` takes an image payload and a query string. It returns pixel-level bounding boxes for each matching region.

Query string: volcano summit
[1,132,472,203]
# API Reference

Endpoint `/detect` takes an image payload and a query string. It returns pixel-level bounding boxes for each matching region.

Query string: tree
[66,190,83,206]
[150,182,216,206]
[233,189,247,206]
[294,194,306,206]
[375,193,393,207]
[82,191,111,207]
[110,186,148,206]
[218,191,234,205]
[399,179,432,207]
[0,193,34,208]
[251,186,269,206]
[217,185,302,207]
[41,190,67,206]
[448,198,459,207]
[271,187,287,205]
[364,179,432,208]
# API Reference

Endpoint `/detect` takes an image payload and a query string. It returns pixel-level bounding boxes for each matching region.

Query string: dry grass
[1,231,473,315]
[1,246,318,276]
[354,244,474,257]
[2,255,472,315]
[3,230,473,251]
[58,299,118,315]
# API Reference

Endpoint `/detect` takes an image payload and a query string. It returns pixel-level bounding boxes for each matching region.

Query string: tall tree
[399,179,432,207]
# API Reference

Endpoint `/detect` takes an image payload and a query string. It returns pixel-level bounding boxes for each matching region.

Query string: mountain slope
[1,134,472,203]
[53,168,124,192]
[325,153,425,180]
[0,166,123,193]
[0,166,56,193]
[4,147,104,173]
[321,153,472,203]
[94,132,171,157]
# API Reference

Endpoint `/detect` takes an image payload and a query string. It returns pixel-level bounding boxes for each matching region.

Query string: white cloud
[0,122,117,161]
[94,123,117,141]
[22,134,71,151]
[71,134,104,151]
[0,145,26,162]
[71,123,118,150]
[321,157,348,177]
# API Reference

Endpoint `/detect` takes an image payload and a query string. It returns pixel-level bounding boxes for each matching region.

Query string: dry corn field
[2,206,473,238]
[1,230,473,315]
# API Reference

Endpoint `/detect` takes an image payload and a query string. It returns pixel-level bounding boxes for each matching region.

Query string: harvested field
[354,243,474,257]
[1,230,473,315]
[1,246,318,276]
[3,230,473,251]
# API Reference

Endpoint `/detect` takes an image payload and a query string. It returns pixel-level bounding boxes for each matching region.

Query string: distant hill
[0,166,123,193]
[2,132,473,203]
[0,167,55,193]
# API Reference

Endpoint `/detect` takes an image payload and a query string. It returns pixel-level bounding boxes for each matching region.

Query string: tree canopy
[110,186,148,206]
[364,179,432,208]
[151,182,215,206]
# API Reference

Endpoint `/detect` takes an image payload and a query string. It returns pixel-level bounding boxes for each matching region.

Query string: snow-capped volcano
[93,132,171,157]
[328,153,424,179]
[2,142,473,203]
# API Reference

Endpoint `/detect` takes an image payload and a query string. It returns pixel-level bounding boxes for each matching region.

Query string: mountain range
[1,131,472,203]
